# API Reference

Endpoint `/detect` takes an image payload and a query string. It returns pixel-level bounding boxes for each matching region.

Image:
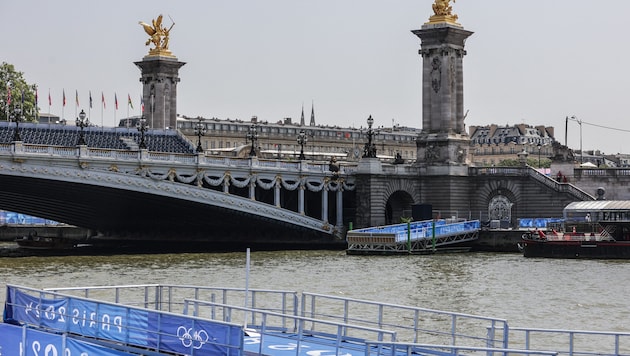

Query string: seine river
[0,247,629,334]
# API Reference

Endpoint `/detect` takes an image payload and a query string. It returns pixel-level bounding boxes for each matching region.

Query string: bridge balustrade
[471,166,596,201]
[5,142,356,175]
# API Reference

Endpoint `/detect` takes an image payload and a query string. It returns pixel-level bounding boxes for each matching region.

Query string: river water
[0,248,629,334]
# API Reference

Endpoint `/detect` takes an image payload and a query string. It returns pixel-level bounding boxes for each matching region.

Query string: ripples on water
[0,250,628,332]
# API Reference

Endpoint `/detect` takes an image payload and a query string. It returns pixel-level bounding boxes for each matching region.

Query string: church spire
[310,101,316,126]
[300,103,305,126]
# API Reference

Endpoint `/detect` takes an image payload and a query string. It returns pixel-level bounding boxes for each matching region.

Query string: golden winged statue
[432,0,455,16]
[139,14,175,56]
[427,0,460,26]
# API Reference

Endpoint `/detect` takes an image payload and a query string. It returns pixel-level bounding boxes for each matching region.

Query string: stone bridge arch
[383,178,419,225]
[474,178,522,224]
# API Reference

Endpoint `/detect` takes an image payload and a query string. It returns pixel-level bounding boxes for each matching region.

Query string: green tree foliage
[0,62,38,122]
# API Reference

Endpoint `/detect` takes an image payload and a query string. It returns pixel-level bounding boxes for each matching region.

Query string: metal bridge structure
[0,141,355,249]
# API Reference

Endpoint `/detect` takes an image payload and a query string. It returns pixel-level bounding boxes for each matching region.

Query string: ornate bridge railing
[470,166,595,201]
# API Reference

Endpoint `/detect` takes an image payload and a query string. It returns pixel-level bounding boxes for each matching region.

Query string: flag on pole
[101,92,106,109]
[141,95,145,113]
[35,88,38,106]
[127,94,134,109]
[89,91,93,109]
[114,93,118,110]
[21,90,25,104]
[62,89,66,107]
[7,86,11,106]
[75,90,79,107]
[48,89,51,106]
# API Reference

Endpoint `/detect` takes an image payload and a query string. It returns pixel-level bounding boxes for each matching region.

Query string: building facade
[177,115,419,163]
[469,124,556,166]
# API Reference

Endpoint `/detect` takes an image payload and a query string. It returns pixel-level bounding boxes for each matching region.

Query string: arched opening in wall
[487,190,516,228]
[385,191,414,225]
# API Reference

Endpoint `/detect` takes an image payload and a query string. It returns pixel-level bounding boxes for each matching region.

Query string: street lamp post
[517,148,529,166]
[10,107,23,142]
[297,129,307,160]
[568,115,583,163]
[537,143,542,168]
[363,115,377,158]
[137,116,148,149]
[246,124,258,157]
[194,118,206,153]
[75,109,89,145]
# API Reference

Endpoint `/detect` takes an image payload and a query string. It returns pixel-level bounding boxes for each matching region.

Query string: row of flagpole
[38,88,144,128]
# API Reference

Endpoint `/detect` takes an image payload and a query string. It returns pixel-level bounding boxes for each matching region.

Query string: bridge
[0,120,601,252]
[0,122,355,249]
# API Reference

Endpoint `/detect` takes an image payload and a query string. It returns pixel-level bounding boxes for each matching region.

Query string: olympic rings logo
[176,326,209,349]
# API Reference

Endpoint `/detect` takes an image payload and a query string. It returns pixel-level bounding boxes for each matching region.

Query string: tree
[0,62,38,122]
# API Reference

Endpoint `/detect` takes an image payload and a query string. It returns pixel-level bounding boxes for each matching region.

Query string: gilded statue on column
[139,14,176,57]
[427,0,460,26]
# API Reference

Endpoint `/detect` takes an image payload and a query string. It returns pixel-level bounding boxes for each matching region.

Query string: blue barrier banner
[127,307,151,346]
[66,298,102,338]
[5,286,244,355]
[146,310,243,355]
[0,323,136,356]
[11,288,68,329]
[0,323,23,355]
[66,337,136,356]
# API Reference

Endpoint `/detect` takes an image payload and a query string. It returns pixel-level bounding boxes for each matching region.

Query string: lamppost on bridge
[10,106,23,142]
[137,116,148,149]
[517,148,529,166]
[246,124,258,157]
[75,109,89,146]
[297,129,307,160]
[194,117,206,153]
[363,115,377,158]
[567,115,583,164]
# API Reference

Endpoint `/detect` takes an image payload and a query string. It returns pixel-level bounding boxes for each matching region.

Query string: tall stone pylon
[135,14,185,129]
[413,1,473,175]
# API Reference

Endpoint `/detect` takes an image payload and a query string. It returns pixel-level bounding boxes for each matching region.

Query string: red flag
[101,92,106,109]
[141,95,145,113]
[7,86,11,106]
[114,93,118,110]
[35,88,38,105]
[62,89,66,107]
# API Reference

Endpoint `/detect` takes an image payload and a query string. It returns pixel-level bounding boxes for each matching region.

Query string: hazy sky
[3,1,630,154]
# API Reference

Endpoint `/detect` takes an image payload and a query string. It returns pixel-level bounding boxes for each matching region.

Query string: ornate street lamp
[537,143,542,168]
[517,148,529,166]
[137,116,148,149]
[246,124,258,157]
[567,115,583,164]
[363,115,377,158]
[75,109,89,145]
[194,118,206,153]
[10,107,23,142]
[297,129,307,160]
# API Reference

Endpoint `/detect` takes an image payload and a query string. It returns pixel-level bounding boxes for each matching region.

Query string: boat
[521,200,630,259]
[14,232,76,250]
